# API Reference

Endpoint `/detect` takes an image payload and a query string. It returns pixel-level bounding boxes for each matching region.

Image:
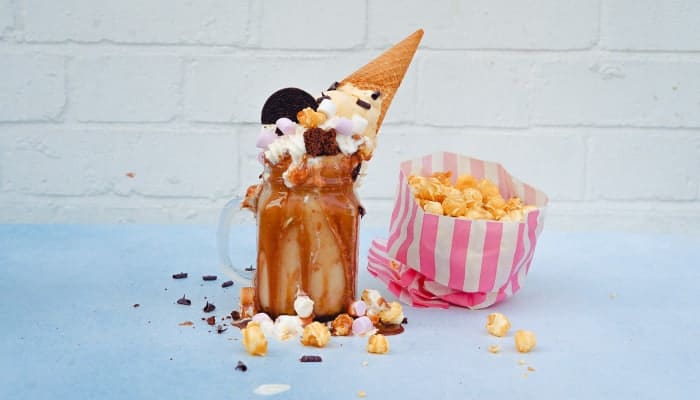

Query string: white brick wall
[1,0,699,235]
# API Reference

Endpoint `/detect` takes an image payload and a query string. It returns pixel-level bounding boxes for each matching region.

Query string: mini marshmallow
[333,117,354,136]
[257,151,265,165]
[351,114,368,134]
[276,117,296,136]
[252,313,272,324]
[274,315,303,341]
[293,295,314,319]
[348,300,367,317]
[256,126,278,149]
[317,99,336,118]
[352,316,376,336]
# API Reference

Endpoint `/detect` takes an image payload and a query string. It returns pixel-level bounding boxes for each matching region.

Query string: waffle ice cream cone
[341,29,423,132]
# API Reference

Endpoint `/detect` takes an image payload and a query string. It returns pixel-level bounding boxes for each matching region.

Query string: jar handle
[217,197,253,286]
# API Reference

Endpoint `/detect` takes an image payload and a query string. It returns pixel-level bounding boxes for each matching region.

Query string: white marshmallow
[351,114,368,134]
[317,99,336,118]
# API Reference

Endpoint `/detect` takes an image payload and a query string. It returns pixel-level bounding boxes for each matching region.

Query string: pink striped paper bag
[368,152,548,309]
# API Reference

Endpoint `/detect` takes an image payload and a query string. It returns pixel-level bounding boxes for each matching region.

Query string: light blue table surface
[1,224,699,399]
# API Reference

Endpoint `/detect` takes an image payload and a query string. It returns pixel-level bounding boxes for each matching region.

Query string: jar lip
[264,153,361,188]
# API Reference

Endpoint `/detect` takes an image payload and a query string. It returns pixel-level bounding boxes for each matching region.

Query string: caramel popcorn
[301,321,331,348]
[331,313,354,336]
[486,312,511,337]
[514,330,537,353]
[242,322,268,356]
[379,301,404,325]
[408,171,535,221]
[297,107,327,128]
[367,334,389,354]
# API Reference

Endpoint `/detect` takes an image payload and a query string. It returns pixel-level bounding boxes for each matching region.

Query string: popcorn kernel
[331,313,354,336]
[301,321,331,348]
[379,301,404,325]
[486,312,511,337]
[241,322,268,356]
[367,334,389,354]
[514,330,537,353]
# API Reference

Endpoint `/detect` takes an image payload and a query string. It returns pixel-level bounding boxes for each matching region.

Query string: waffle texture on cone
[341,29,423,132]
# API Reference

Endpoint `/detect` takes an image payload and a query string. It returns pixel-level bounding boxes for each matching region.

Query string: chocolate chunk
[327,81,339,91]
[356,99,371,109]
[402,317,408,324]
[235,361,248,372]
[132,303,140,308]
[221,280,234,288]
[172,272,188,279]
[230,310,241,320]
[176,295,192,306]
[203,301,216,313]
[304,127,340,157]
[245,265,256,272]
[202,275,217,281]
[261,87,317,124]
[206,316,216,326]
[358,205,366,218]
[371,91,381,100]
[300,355,323,363]
[232,319,251,329]
[216,325,227,334]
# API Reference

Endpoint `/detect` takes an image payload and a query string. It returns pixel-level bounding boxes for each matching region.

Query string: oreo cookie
[261,87,318,124]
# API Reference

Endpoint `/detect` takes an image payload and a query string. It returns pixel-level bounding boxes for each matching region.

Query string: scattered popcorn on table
[379,301,404,325]
[367,334,389,354]
[408,171,536,221]
[488,344,501,354]
[361,289,388,314]
[331,313,354,336]
[301,321,331,348]
[274,315,303,341]
[514,330,537,353]
[242,322,267,356]
[518,359,526,366]
[486,312,511,337]
[528,366,536,372]
[358,390,367,398]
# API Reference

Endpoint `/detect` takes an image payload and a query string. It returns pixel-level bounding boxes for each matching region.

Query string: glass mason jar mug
[218,154,361,320]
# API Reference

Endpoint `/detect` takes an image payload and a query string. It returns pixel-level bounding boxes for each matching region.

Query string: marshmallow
[256,126,278,149]
[333,117,354,136]
[351,114,368,134]
[276,117,296,136]
[348,300,367,317]
[252,313,272,323]
[352,316,376,336]
[274,315,303,341]
[293,294,315,319]
[317,99,336,118]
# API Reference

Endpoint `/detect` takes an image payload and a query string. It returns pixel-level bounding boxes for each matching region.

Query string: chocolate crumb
[176,295,192,306]
[172,272,188,279]
[245,265,255,272]
[216,325,227,334]
[275,127,284,136]
[203,302,216,313]
[221,280,234,288]
[402,317,408,324]
[206,316,216,326]
[371,91,381,100]
[232,319,251,329]
[133,303,140,308]
[358,205,366,218]
[202,275,217,281]
[179,321,194,326]
[327,81,339,91]
[231,310,241,320]
[300,355,323,363]
[235,360,248,372]
[356,99,371,109]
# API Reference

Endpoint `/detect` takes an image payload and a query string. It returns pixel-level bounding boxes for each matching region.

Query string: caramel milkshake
[244,30,423,319]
